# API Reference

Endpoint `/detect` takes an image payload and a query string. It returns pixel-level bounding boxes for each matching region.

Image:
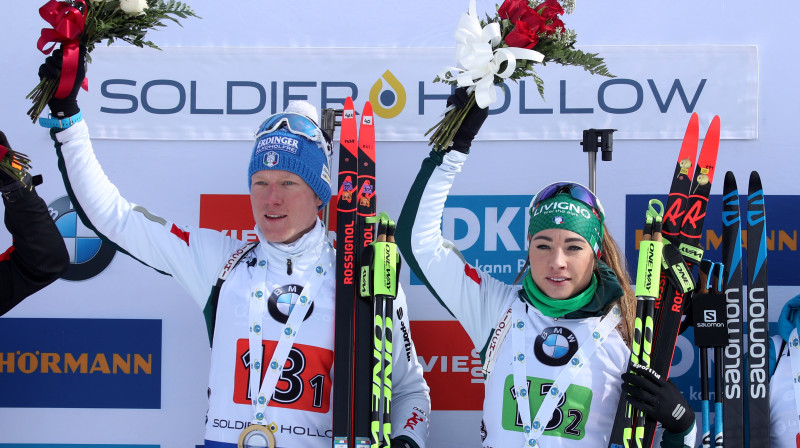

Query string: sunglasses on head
[529,181,605,217]
[255,112,333,157]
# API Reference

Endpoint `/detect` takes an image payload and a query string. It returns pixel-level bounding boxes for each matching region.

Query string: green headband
[528,193,605,258]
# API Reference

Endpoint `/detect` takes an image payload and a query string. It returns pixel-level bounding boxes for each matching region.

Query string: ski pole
[632,200,663,448]
[609,200,663,448]
[382,220,400,446]
[697,260,713,448]
[360,212,400,448]
[692,258,729,448]
[622,207,654,448]
[709,262,725,448]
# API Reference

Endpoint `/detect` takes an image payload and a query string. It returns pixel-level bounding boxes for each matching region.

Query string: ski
[333,97,359,448]
[642,113,720,448]
[721,171,745,448]
[354,102,377,445]
[746,171,769,448]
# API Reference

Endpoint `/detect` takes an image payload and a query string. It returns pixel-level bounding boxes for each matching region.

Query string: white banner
[80,45,758,141]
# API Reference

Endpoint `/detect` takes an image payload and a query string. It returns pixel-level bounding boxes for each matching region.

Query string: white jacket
[396,149,693,448]
[53,121,431,448]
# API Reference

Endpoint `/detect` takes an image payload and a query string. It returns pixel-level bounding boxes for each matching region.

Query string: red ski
[643,114,720,447]
[333,97,359,447]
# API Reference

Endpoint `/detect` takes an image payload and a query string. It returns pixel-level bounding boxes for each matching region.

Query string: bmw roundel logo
[267,284,315,323]
[49,195,116,281]
[533,326,579,367]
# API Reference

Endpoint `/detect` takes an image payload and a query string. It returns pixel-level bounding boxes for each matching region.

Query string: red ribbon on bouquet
[37,0,89,99]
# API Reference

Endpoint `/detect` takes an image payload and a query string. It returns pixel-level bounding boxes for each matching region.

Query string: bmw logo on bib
[533,326,579,367]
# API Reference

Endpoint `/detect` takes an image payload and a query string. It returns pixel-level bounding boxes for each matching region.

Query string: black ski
[643,114,720,447]
[353,102,377,445]
[746,171,769,448]
[721,171,745,448]
[333,97,359,448]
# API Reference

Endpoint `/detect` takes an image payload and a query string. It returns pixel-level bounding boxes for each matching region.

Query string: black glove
[621,363,695,434]
[39,46,87,118]
[447,87,488,154]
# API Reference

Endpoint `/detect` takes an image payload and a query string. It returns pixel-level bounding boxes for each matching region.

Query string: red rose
[520,9,546,33]
[498,0,531,22]
[505,19,540,49]
[534,0,565,20]
[541,16,565,35]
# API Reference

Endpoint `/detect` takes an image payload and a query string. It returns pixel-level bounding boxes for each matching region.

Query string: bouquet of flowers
[427,0,614,152]
[27,0,199,123]
[0,147,32,184]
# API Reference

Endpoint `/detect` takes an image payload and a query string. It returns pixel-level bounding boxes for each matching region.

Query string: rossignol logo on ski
[340,222,356,285]
[681,200,707,234]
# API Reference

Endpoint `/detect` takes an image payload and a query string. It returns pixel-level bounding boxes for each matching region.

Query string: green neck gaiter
[522,271,598,318]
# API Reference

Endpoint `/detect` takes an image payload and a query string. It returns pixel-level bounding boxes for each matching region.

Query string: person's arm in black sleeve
[0,131,69,316]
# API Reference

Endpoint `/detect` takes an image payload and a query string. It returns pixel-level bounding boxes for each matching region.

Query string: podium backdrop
[0,1,797,447]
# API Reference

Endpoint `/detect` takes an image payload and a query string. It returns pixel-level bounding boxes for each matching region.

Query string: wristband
[39,111,82,129]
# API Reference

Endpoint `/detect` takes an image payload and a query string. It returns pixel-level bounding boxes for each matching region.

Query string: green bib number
[501,375,592,440]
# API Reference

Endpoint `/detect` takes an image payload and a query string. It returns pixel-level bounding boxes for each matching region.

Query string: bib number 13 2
[502,376,591,440]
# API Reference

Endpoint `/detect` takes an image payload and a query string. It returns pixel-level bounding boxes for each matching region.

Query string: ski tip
[749,171,762,190]
[361,101,373,119]
[344,96,355,111]
[688,112,699,131]
[706,115,721,137]
[678,113,700,159]
[723,171,737,189]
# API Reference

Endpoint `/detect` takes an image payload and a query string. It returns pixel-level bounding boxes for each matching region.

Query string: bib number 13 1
[233,339,333,413]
